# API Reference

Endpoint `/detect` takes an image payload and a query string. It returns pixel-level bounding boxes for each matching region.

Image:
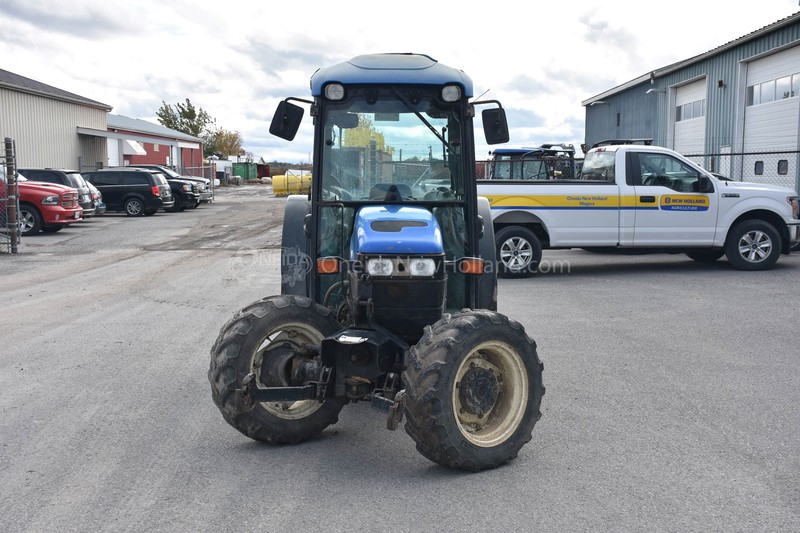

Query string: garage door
[673,78,707,155]
[742,45,800,187]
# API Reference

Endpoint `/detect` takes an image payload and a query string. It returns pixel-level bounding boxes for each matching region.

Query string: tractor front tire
[209,295,346,444]
[403,310,545,471]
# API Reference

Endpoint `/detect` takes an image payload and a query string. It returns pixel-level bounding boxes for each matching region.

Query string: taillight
[151,186,160,197]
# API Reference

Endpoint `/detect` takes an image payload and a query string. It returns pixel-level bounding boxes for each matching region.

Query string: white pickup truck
[477,141,800,277]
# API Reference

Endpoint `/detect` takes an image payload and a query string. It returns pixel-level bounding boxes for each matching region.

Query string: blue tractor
[209,53,545,471]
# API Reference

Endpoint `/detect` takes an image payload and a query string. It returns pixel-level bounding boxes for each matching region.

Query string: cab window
[580,151,615,181]
[633,152,705,192]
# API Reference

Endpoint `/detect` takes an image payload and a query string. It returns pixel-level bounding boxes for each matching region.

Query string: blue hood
[350,206,443,258]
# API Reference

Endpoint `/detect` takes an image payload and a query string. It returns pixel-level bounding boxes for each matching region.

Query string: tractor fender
[281,195,312,296]
[477,196,498,311]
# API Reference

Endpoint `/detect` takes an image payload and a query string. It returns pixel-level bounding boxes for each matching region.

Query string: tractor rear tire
[209,295,346,444]
[402,309,545,471]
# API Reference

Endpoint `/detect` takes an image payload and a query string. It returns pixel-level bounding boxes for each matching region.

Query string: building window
[754,161,764,175]
[778,159,789,175]
[154,144,160,152]
[675,99,706,122]
[746,72,800,106]
[777,76,791,99]
[761,80,775,103]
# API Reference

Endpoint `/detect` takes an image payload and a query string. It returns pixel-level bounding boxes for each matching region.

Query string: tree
[206,128,244,158]
[343,114,386,151]
[156,99,213,138]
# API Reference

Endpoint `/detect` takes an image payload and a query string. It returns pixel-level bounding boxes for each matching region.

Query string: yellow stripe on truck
[485,194,708,211]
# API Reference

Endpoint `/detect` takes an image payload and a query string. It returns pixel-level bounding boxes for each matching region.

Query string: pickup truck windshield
[320,90,465,203]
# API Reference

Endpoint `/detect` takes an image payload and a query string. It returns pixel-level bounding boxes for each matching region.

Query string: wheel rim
[737,230,773,263]
[19,211,34,232]
[127,201,142,215]
[452,340,528,447]
[253,321,326,419]
[500,237,533,271]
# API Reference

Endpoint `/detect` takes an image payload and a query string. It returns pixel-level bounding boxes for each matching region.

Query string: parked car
[85,180,107,216]
[17,168,96,217]
[163,175,201,212]
[6,171,83,235]
[82,168,174,216]
[128,164,213,204]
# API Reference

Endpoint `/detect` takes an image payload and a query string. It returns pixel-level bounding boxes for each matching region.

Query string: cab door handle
[639,196,656,203]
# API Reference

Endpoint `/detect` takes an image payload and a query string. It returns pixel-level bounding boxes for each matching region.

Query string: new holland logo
[660,195,709,212]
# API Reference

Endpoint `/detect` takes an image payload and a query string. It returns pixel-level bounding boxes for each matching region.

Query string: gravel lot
[1,184,798,532]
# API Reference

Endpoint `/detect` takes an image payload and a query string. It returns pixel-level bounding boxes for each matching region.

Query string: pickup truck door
[478,181,621,246]
[627,151,719,246]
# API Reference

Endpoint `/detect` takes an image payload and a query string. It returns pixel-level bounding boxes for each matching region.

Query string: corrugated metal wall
[0,89,107,169]
[584,20,800,155]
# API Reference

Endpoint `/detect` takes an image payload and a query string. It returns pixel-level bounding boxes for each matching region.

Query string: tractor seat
[370,183,412,201]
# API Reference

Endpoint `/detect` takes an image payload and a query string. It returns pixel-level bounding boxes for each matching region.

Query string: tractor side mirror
[269,101,304,141]
[477,215,485,239]
[482,108,510,145]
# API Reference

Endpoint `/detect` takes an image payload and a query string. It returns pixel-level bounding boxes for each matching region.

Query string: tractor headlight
[367,258,393,276]
[442,85,461,102]
[408,258,436,277]
[325,83,345,101]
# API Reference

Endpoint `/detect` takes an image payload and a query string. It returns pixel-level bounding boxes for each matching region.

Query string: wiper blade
[390,89,453,154]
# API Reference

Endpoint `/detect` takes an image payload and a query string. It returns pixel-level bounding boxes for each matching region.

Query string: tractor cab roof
[310,53,474,97]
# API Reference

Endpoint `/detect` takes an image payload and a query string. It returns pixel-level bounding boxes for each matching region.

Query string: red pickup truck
[13,172,83,235]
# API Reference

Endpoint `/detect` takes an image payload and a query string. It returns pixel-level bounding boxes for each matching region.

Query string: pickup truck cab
[14,172,83,235]
[478,141,800,276]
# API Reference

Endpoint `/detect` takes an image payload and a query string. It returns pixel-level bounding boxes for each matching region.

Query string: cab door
[628,151,719,246]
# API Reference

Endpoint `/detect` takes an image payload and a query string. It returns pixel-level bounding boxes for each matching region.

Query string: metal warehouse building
[583,11,800,191]
[1,69,204,174]
[0,68,111,170]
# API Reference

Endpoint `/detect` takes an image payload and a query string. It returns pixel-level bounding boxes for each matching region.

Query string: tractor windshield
[319,88,465,203]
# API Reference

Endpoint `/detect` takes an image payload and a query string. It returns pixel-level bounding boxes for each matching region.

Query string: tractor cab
[273,53,508,335]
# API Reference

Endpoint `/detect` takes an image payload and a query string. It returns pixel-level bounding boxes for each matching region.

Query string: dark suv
[82,168,174,216]
[18,168,96,217]
[129,164,213,204]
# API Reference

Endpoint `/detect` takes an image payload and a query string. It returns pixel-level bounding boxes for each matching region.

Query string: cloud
[0,0,134,38]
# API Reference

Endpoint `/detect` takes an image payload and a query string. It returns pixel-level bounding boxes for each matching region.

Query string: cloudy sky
[1,0,799,163]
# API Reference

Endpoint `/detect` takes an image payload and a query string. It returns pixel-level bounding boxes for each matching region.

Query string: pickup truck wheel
[725,220,781,271]
[124,198,145,216]
[19,205,42,236]
[496,226,542,278]
[403,310,544,471]
[208,295,346,444]
[686,249,724,263]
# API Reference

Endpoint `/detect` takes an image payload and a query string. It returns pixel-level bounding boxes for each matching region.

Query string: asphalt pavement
[1,185,798,532]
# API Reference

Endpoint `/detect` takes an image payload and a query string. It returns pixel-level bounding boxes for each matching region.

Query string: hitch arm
[236,373,319,412]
